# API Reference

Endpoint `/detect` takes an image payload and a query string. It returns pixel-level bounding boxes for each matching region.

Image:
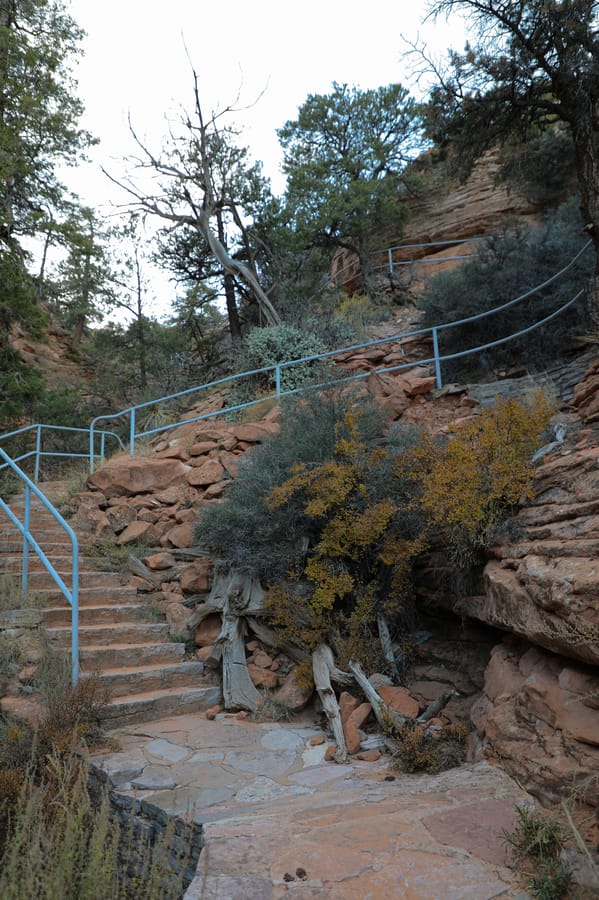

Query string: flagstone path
[92,711,532,899]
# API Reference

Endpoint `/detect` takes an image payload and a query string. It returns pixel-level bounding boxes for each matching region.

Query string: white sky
[65,0,468,210]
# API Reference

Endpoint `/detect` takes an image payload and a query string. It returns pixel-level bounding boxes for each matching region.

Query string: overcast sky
[65,0,468,210]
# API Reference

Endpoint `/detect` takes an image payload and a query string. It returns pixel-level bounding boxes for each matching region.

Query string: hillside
[2,145,598,895]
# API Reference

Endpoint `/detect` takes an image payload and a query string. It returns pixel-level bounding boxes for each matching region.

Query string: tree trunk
[357,235,378,301]
[217,209,242,343]
[570,110,599,326]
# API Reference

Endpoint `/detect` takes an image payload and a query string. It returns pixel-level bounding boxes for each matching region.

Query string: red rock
[137,508,160,523]
[189,440,218,456]
[231,422,277,443]
[219,450,240,476]
[187,459,225,487]
[156,446,189,461]
[162,522,193,549]
[204,481,227,498]
[154,487,181,504]
[192,427,228,444]
[357,749,381,761]
[377,685,420,718]
[403,374,436,397]
[272,669,314,710]
[117,520,158,545]
[247,662,279,689]
[339,691,361,724]
[180,558,213,594]
[175,507,196,523]
[253,650,274,669]
[144,551,176,570]
[205,705,222,720]
[343,702,372,754]
[196,644,215,662]
[324,744,337,761]
[235,710,250,720]
[195,612,222,647]
[309,735,326,746]
[88,457,191,498]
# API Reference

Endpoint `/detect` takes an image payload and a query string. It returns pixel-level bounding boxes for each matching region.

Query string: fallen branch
[312,645,349,763]
[348,659,412,732]
[417,690,455,723]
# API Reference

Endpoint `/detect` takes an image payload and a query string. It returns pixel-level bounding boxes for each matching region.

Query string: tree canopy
[425,0,599,319]
[0,0,94,425]
[278,82,424,299]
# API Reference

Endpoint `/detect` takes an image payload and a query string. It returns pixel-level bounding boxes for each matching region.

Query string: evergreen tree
[278,82,423,300]
[426,0,599,322]
[0,0,94,424]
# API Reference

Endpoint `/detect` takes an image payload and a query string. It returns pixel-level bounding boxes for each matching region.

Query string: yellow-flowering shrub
[265,411,422,667]
[399,391,555,567]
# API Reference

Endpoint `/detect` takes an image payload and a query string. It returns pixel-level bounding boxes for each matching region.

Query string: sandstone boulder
[87,458,191,498]
[472,638,599,818]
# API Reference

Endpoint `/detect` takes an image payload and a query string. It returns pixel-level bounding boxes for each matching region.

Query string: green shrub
[0,752,193,899]
[500,128,577,207]
[0,635,22,679]
[196,390,425,670]
[420,198,592,381]
[242,323,328,392]
[196,389,393,580]
[503,804,574,900]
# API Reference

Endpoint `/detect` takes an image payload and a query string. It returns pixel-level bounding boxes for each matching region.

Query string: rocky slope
[57,339,599,852]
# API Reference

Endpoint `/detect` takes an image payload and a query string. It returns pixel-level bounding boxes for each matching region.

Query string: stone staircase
[0,481,221,728]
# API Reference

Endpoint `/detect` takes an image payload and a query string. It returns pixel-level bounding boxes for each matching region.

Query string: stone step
[80,641,186,669]
[0,555,114,571]
[42,586,134,605]
[0,540,76,553]
[0,529,75,544]
[44,622,171,647]
[86,661,206,697]
[41,604,155,627]
[100,684,223,729]
[5,569,125,590]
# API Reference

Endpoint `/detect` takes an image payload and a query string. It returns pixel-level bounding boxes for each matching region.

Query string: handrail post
[275,365,281,398]
[71,542,79,685]
[388,248,393,276]
[89,422,96,474]
[34,425,42,483]
[129,409,136,456]
[22,483,30,597]
[432,327,443,389]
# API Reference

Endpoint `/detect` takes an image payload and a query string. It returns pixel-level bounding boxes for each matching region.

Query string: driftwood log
[188,565,268,712]
[348,659,412,732]
[312,645,351,763]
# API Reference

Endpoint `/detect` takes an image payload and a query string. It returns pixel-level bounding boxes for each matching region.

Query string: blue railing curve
[0,449,79,685]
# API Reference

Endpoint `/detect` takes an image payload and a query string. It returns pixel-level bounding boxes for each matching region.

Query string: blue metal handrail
[2,238,593,476]
[330,236,490,287]
[0,423,125,482]
[86,239,591,462]
[0,449,79,685]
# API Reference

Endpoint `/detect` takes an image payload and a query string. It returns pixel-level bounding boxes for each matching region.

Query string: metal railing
[0,237,591,686]
[86,238,591,463]
[1,238,592,478]
[0,449,79,684]
[0,423,125,482]
[330,236,490,288]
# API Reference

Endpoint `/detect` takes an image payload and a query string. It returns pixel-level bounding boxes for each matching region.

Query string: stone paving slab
[92,712,532,898]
